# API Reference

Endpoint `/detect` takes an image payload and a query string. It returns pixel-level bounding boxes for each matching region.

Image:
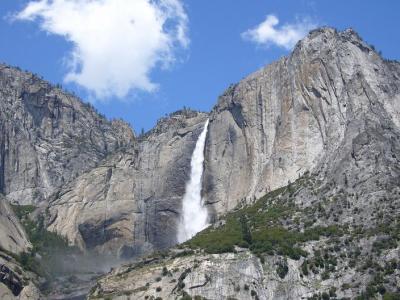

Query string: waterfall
[177,119,209,243]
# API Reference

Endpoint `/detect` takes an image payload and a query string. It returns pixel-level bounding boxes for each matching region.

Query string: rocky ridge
[0,64,134,205]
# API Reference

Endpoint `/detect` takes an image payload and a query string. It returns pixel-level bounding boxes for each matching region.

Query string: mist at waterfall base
[38,249,122,299]
[178,120,210,243]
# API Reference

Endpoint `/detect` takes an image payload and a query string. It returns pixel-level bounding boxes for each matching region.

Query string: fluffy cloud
[15,0,189,99]
[242,15,316,50]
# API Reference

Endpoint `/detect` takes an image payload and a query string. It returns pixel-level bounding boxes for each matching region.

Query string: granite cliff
[0,64,134,205]
[0,197,41,299]
[0,26,399,299]
[0,195,30,254]
[46,110,208,256]
[89,28,400,299]
[51,24,400,257]
[203,27,400,215]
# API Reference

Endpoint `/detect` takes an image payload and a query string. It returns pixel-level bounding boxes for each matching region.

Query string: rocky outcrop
[46,110,208,256]
[0,190,39,299]
[89,243,400,300]
[0,252,41,300]
[0,196,30,254]
[0,65,134,204]
[203,27,400,215]
[0,264,23,296]
[89,251,278,300]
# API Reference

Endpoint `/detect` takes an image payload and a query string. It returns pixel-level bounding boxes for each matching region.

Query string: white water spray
[178,119,209,243]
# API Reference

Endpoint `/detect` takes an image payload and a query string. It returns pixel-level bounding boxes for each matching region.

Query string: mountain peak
[293,26,379,59]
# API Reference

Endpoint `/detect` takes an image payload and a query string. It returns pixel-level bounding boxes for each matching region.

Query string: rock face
[88,27,400,299]
[0,263,24,297]
[0,250,41,300]
[0,196,30,254]
[90,251,280,300]
[0,178,40,299]
[203,27,400,215]
[0,62,209,258]
[46,110,208,256]
[1,26,400,299]
[89,241,400,300]
[40,27,400,260]
[0,64,134,204]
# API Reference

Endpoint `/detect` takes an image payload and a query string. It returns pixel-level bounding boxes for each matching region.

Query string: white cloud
[15,0,189,99]
[242,15,316,50]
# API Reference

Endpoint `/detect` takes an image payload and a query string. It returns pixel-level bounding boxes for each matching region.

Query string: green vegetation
[276,259,288,279]
[172,249,195,258]
[185,182,344,259]
[162,266,170,277]
[10,204,80,285]
[10,204,75,254]
[372,237,397,254]
[302,249,337,278]
[10,204,36,220]
[301,260,309,276]
[177,291,208,300]
[383,293,400,300]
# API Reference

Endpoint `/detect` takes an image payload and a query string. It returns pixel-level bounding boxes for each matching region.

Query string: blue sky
[1,0,399,132]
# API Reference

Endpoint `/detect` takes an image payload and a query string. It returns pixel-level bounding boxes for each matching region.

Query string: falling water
[177,119,209,243]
